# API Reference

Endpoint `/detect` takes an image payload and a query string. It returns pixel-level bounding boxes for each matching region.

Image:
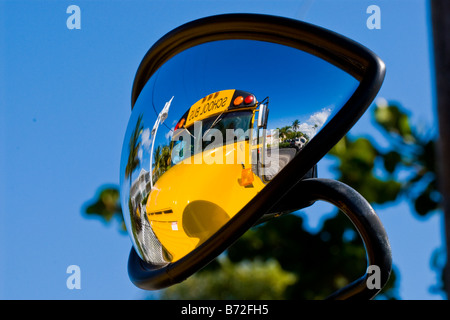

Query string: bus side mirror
[121,14,390,298]
[257,104,269,129]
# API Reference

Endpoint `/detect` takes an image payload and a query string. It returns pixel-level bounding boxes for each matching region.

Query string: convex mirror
[120,14,385,290]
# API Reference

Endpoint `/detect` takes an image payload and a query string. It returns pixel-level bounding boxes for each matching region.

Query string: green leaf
[383,151,402,174]
[82,185,124,230]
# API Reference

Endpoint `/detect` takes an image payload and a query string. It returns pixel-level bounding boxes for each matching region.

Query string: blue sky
[0,0,443,299]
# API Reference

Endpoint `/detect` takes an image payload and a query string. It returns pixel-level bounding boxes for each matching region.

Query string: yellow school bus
[144,89,270,263]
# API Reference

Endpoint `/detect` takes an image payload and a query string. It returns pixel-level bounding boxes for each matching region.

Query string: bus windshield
[172,110,253,165]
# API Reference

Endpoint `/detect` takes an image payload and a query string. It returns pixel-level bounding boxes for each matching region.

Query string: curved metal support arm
[128,178,392,298]
[293,178,392,300]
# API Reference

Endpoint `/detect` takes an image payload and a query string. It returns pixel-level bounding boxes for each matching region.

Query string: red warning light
[244,95,254,104]
[174,118,185,131]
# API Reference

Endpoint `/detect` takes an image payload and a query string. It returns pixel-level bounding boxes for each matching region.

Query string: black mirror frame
[127,13,386,291]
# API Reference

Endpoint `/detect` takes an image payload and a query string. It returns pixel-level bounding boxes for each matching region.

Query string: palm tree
[124,114,144,241]
[292,119,300,133]
[152,145,162,182]
[161,145,172,171]
[278,125,292,142]
[125,114,144,182]
[152,145,172,183]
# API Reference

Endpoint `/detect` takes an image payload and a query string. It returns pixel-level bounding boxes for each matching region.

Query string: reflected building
[251,129,279,147]
[130,168,170,265]
[265,129,280,147]
[130,168,152,218]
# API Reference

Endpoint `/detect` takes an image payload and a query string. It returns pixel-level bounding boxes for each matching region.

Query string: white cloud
[137,128,151,162]
[165,127,175,141]
[310,107,332,128]
[141,128,151,149]
[297,107,332,139]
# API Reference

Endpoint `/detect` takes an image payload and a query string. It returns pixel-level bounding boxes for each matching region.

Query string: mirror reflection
[120,40,359,265]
